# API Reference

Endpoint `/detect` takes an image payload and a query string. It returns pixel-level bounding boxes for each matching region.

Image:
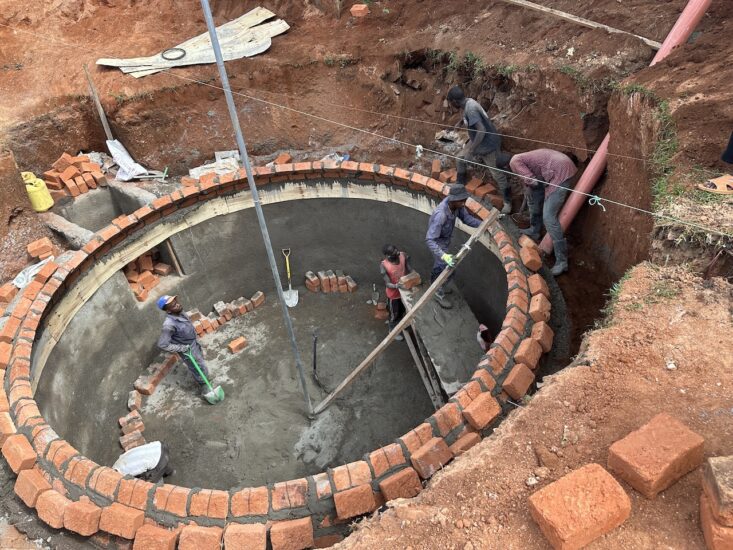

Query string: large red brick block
[2,434,36,472]
[36,489,70,529]
[100,502,145,539]
[350,3,370,17]
[503,363,535,400]
[14,467,51,507]
[378,467,422,501]
[531,321,554,353]
[701,492,733,550]
[223,523,266,550]
[410,437,453,479]
[399,271,422,290]
[529,293,551,322]
[0,411,17,445]
[132,524,179,550]
[179,525,223,550]
[704,456,733,527]
[462,393,501,430]
[251,291,265,307]
[515,338,543,369]
[520,245,542,271]
[528,273,550,298]
[449,432,481,456]
[334,484,378,519]
[607,412,704,498]
[528,463,631,550]
[64,497,102,536]
[228,336,248,353]
[270,516,314,550]
[230,486,269,516]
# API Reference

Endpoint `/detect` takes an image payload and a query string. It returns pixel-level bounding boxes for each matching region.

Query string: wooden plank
[312,209,499,415]
[83,64,114,141]
[500,0,662,50]
[403,325,445,411]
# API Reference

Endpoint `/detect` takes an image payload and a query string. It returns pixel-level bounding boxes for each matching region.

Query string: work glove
[441,253,455,267]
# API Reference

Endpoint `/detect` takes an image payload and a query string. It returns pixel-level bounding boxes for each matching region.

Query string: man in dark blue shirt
[425,184,481,309]
[447,85,512,214]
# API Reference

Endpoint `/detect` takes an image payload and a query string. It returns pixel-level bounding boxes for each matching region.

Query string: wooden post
[312,209,498,415]
[83,64,114,142]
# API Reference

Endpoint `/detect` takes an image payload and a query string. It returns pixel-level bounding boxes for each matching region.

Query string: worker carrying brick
[156,295,212,395]
[447,85,512,214]
[504,149,580,276]
[113,441,174,483]
[380,244,414,341]
[425,184,482,309]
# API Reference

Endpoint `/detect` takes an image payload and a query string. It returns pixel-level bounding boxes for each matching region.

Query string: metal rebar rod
[199,0,312,415]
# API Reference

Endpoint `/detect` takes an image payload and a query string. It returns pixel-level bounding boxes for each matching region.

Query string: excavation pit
[7,163,561,544]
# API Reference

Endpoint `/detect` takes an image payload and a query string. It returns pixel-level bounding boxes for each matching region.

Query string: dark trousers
[139,443,173,483]
[457,149,511,203]
[430,258,455,287]
[526,177,573,242]
[388,298,405,331]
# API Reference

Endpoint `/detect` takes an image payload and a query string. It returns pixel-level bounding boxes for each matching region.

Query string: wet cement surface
[140,289,435,489]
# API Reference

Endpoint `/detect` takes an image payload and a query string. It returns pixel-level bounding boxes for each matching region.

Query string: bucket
[22,172,54,212]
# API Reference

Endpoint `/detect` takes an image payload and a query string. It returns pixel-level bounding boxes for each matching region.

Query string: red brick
[179,525,222,550]
[132,523,178,550]
[334,484,378,519]
[515,338,543,369]
[528,463,631,550]
[90,467,123,499]
[503,363,535,400]
[52,153,73,172]
[36,489,70,529]
[430,159,442,179]
[703,456,733,527]
[92,172,108,187]
[223,523,266,550]
[0,282,18,303]
[472,368,497,392]
[100,503,145,539]
[449,432,481,456]
[520,245,542,271]
[228,336,248,353]
[128,390,143,412]
[410,437,453,479]
[439,168,457,183]
[0,316,21,345]
[27,237,53,258]
[59,165,80,183]
[251,291,265,307]
[64,496,102,536]
[399,271,422,290]
[378,467,422,501]
[164,486,190,517]
[531,321,554,353]
[368,448,390,478]
[82,172,97,190]
[462,393,501,430]
[701,492,733,550]
[0,412,17,444]
[383,443,405,468]
[529,293,551,323]
[2,434,36,472]
[274,153,293,165]
[270,517,314,550]
[528,273,550,298]
[14,467,51,507]
[230,486,269,516]
[314,534,344,548]
[75,175,89,194]
[346,276,358,292]
[432,403,463,437]
[120,430,145,451]
[607,413,705,499]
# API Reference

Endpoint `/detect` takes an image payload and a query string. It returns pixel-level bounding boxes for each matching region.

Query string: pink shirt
[510,149,577,198]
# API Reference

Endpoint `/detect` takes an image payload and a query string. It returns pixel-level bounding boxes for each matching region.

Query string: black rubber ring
[161,48,186,61]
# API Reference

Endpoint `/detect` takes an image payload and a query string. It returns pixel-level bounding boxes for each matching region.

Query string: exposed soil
[337,265,733,549]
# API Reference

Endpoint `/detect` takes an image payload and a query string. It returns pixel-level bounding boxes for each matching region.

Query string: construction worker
[113,441,174,483]
[380,244,413,341]
[447,85,512,214]
[507,149,579,276]
[156,295,211,394]
[426,184,482,309]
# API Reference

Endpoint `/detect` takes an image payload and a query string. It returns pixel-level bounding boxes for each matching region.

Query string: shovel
[182,348,224,405]
[282,249,299,308]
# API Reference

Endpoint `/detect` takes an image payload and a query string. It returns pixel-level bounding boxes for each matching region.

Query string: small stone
[535,467,551,479]
[526,476,539,487]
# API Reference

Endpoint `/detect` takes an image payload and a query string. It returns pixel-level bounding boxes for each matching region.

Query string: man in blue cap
[425,184,482,309]
[156,295,211,394]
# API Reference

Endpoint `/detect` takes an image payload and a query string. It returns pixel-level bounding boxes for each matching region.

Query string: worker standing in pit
[505,149,580,276]
[380,244,414,341]
[425,184,482,309]
[447,85,512,214]
[156,295,213,395]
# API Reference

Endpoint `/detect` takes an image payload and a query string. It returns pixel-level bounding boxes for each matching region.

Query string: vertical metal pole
[199,0,312,415]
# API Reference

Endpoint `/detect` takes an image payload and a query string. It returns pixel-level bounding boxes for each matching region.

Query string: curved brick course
[0,160,552,549]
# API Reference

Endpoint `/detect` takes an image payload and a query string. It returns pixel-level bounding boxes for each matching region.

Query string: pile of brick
[528,413,704,549]
[133,354,178,397]
[123,250,173,302]
[373,272,422,321]
[701,456,733,548]
[27,237,58,261]
[189,291,265,336]
[42,152,108,201]
[304,270,357,293]
[118,410,146,452]
[433,160,505,210]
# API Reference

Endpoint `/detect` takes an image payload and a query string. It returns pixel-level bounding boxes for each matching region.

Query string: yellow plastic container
[22,172,54,212]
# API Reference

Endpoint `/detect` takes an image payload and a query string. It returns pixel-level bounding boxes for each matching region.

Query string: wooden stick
[83,64,114,141]
[312,209,499,415]
[500,0,662,50]
[164,239,184,277]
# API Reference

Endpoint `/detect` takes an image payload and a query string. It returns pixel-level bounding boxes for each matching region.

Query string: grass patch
[558,65,617,94]
[650,100,679,209]
[598,270,633,325]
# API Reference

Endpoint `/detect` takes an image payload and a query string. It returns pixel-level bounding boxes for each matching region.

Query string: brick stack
[306,270,357,294]
[118,411,145,451]
[27,237,57,261]
[43,152,108,201]
[188,292,264,336]
[701,456,733,549]
[133,354,178,397]
[124,250,173,302]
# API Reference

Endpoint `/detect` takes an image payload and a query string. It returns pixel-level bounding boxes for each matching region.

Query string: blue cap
[157,295,175,310]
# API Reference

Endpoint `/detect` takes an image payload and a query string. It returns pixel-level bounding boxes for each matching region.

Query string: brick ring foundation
[0,161,553,549]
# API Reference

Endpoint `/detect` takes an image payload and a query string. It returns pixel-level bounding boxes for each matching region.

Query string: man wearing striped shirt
[508,149,579,276]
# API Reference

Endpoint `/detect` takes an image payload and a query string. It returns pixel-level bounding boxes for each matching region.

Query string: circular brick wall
[0,160,553,549]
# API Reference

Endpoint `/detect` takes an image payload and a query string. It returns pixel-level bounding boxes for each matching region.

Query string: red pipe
[539,0,713,254]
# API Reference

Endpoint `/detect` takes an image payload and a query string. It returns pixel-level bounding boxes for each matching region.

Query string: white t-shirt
[113,441,162,476]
